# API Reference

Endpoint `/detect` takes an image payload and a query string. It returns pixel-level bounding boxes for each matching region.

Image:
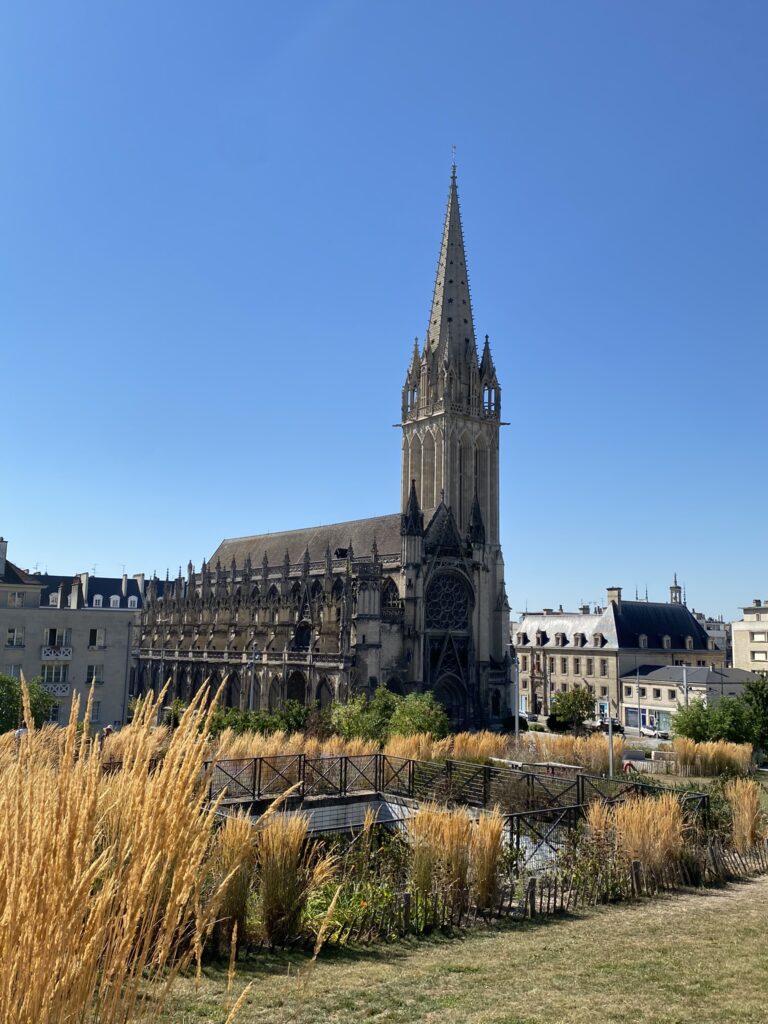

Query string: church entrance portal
[433,675,468,727]
[286,671,307,705]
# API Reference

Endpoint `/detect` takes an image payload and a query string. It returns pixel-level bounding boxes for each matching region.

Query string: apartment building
[513,581,725,728]
[732,598,768,672]
[0,538,143,729]
[617,665,758,733]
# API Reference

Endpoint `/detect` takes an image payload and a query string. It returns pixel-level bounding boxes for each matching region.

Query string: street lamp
[507,641,520,740]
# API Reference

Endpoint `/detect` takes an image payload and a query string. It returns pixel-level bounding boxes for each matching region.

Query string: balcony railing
[41,645,73,661]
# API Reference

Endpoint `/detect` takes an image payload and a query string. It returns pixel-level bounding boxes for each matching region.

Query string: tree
[388,691,450,739]
[708,697,755,745]
[742,674,768,753]
[0,674,55,733]
[549,688,595,733]
[672,698,712,742]
[330,687,400,743]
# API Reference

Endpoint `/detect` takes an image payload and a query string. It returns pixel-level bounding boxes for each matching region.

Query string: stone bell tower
[400,164,502,543]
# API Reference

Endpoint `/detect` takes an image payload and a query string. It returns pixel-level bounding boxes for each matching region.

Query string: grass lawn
[163,875,768,1024]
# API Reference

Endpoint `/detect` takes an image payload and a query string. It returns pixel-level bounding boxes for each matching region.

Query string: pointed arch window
[381,578,402,622]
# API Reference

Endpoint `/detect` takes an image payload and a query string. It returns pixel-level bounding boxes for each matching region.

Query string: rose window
[425,574,470,631]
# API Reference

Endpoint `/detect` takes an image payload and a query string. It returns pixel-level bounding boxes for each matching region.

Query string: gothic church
[136,167,510,726]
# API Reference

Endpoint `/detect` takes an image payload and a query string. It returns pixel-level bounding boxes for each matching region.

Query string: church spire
[425,163,476,365]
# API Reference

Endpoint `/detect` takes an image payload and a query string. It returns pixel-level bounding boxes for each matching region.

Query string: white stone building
[0,537,142,729]
[732,598,768,672]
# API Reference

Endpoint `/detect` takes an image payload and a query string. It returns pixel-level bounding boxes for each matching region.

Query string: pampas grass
[407,803,445,899]
[210,812,258,953]
[613,794,684,873]
[0,680,244,1024]
[672,738,753,776]
[441,807,473,899]
[255,813,336,946]
[725,778,764,852]
[471,808,505,910]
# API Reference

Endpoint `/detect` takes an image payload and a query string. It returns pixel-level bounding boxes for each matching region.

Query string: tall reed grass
[406,804,505,909]
[255,813,336,946]
[470,808,505,909]
[724,778,764,852]
[613,793,684,873]
[506,732,624,775]
[672,738,753,776]
[0,681,243,1024]
[210,812,258,954]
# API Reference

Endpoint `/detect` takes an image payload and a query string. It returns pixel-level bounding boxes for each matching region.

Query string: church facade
[135,168,510,726]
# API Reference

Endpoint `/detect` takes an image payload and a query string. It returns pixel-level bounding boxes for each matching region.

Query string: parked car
[639,724,670,740]
[585,717,624,735]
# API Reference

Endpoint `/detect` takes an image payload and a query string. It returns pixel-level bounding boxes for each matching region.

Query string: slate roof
[619,666,757,686]
[515,607,618,648]
[614,600,711,650]
[0,560,40,587]
[33,574,144,609]
[210,513,405,567]
[515,599,715,652]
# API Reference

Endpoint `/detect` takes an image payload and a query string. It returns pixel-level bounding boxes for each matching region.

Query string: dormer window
[708,637,716,651]
[48,593,58,607]
[555,632,565,647]
[93,595,103,608]
[662,635,671,650]
[535,631,544,647]
[685,636,694,651]
[110,596,120,609]
[128,596,138,609]
[639,634,648,649]
[516,632,527,646]
[592,633,602,648]
[573,633,584,648]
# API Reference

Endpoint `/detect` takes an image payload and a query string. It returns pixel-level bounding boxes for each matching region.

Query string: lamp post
[506,641,520,739]
[512,650,520,740]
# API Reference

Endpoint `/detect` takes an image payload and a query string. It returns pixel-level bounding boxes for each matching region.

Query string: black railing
[506,803,585,875]
[203,753,707,815]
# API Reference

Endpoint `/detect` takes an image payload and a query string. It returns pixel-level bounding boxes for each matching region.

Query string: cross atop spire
[425,164,476,365]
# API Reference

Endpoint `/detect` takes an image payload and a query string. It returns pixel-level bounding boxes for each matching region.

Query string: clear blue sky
[2,1,766,622]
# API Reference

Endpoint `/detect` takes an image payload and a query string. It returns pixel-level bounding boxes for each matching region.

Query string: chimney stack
[606,586,622,612]
[0,537,6,579]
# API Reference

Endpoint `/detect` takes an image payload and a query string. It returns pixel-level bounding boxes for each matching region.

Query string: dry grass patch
[162,877,768,1024]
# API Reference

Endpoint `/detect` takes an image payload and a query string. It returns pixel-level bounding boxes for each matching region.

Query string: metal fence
[506,803,584,875]
[204,752,706,815]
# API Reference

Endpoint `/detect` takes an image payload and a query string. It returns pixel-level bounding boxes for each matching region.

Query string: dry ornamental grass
[672,738,752,776]
[0,680,250,1024]
[725,777,764,852]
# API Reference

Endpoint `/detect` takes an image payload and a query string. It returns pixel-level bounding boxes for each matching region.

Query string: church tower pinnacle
[401,165,502,544]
